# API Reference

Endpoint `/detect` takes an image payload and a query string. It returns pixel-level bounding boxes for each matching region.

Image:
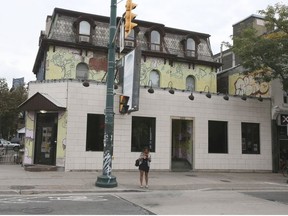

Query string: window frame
[182,35,198,58]
[241,122,260,154]
[208,120,228,154]
[74,17,95,44]
[149,70,160,88]
[76,63,89,80]
[86,114,105,152]
[131,116,156,152]
[186,75,196,91]
[145,26,165,52]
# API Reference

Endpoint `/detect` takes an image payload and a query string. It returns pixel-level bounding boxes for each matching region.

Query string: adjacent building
[20,8,272,171]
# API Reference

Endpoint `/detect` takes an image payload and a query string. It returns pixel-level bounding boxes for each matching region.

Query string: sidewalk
[0,165,288,195]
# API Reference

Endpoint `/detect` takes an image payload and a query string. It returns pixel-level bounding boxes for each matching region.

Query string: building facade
[215,14,288,172]
[20,8,273,171]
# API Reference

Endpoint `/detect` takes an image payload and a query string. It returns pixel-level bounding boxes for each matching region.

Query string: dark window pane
[208,121,228,153]
[86,114,105,151]
[131,117,156,152]
[241,123,260,154]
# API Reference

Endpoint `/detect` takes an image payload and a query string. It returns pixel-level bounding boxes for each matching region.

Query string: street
[1,190,288,215]
[0,194,152,215]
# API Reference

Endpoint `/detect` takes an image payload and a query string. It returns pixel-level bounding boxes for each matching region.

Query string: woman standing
[138,147,151,188]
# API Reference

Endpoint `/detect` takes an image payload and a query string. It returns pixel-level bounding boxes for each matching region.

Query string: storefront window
[131,116,156,152]
[242,122,260,154]
[86,114,105,151]
[208,121,228,153]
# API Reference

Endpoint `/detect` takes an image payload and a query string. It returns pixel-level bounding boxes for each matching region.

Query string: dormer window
[79,21,91,43]
[186,38,196,57]
[74,17,95,44]
[145,27,165,52]
[151,30,161,51]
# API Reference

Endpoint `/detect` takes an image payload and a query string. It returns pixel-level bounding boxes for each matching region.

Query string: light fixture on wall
[241,94,247,101]
[188,92,194,100]
[223,90,229,101]
[200,85,211,98]
[144,80,154,94]
[82,80,90,87]
[167,81,175,94]
[258,95,263,102]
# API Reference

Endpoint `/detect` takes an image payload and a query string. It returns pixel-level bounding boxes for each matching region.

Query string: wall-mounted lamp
[168,81,175,94]
[188,92,194,100]
[258,95,263,102]
[82,80,90,87]
[144,80,154,94]
[114,83,118,90]
[223,90,229,101]
[241,94,247,101]
[200,85,211,98]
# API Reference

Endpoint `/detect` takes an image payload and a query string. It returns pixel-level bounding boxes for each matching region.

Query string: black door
[34,113,58,165]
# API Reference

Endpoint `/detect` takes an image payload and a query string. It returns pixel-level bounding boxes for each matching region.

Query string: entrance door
[171,119,193,171]
[34,113,58,165]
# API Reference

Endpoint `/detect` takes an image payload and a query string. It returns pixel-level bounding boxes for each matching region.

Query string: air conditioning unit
[79,36,90,43]
[125,41,134,47]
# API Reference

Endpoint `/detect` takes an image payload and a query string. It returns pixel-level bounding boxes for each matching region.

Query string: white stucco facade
[26,80,273,171]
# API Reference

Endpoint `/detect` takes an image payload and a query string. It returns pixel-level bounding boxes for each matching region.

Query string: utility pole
[96,0,118,188]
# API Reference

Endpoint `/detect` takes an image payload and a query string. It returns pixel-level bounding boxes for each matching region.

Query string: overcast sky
[0,0,282,87]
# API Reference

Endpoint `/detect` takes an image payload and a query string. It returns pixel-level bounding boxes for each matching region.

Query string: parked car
[0,139,20,151]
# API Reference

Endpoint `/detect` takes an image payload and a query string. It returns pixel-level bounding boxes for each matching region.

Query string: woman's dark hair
[143,146,150,152]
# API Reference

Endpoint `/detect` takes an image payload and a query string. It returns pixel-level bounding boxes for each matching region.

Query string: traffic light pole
[96,0,118,188]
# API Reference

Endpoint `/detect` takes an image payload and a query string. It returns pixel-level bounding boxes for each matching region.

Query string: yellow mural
[229,72,271,97]
[23,111,35,164]
[57,111,67,159]
[46,46,107,81]
[140,57,217,93]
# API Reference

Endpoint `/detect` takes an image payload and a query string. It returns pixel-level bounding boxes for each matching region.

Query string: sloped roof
[19,92,66,111]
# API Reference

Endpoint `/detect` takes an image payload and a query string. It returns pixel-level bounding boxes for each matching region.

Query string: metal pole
[96,0,118,188]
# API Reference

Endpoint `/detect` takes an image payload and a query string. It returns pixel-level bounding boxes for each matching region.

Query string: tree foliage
[0,78,28,139]
[231,3,288,91]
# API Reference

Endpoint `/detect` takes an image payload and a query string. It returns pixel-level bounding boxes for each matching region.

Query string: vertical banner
[119,23,125,53]
[123,46,141,112]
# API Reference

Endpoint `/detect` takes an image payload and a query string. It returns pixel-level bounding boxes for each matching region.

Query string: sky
[0,0,282,87]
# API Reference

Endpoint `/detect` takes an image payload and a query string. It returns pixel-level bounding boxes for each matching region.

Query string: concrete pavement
[0,165,288,195]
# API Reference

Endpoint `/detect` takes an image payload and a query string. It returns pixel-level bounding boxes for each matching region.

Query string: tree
[230,3,288,91]
[0,78,28,139]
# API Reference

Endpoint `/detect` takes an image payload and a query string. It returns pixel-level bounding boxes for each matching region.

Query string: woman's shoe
[145,185,149,188]
[140,185,143,188]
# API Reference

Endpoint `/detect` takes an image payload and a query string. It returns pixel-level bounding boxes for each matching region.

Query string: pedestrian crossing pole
[96,0,118,188]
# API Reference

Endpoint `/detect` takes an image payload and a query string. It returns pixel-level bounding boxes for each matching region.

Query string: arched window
[151,30,161,51]
[186,76,195,91]
[76,63,89,80]
[150,70,160,88]
[79,21,91,35]
[186,38,196,57]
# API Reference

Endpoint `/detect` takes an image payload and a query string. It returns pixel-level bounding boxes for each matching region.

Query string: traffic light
[125,0,137,38]
[119,95,130,114]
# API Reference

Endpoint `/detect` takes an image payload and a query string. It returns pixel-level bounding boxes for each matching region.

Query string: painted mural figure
[138,147,151,188]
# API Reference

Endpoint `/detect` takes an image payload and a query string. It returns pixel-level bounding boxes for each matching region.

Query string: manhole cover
[10,185,35,190]
[22,207,53,214]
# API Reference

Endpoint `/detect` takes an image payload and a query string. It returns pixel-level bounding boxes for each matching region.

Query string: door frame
[170,117,194,170]
[34,112,58,165]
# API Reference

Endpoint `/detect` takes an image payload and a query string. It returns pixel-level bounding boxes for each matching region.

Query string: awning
[17,127,25,134]
[19,92,66,111]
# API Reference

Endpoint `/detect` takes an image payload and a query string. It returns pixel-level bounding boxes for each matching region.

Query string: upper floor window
[79,21,91,36]
[186,76,195,91]
[76,63,89,80]
[151,30,161,51]
[186,38,196,57]
[150,70,160,88]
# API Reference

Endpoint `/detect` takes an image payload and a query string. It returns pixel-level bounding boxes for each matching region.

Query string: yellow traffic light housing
[119,95,130,114]
[125,0,137,38]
